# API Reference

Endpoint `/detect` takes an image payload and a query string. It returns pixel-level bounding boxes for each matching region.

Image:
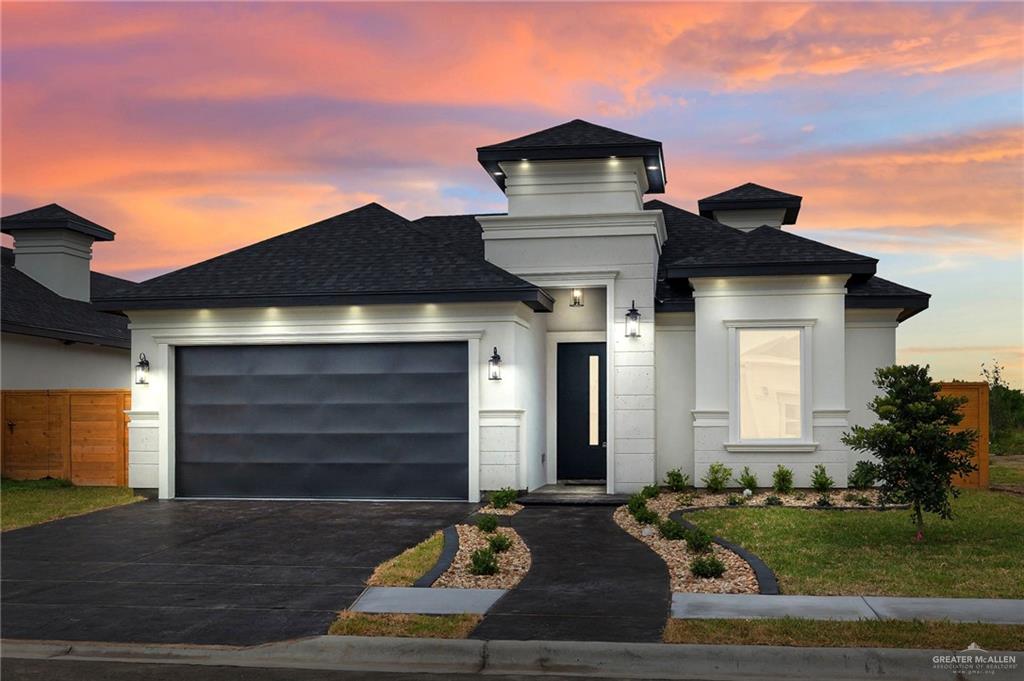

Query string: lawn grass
[664,618,1024,650]
[367,531,443,586]
[686,490,1023,598]
[990,456,1024,485]
[1,478,142,531]
[328,612,480,638]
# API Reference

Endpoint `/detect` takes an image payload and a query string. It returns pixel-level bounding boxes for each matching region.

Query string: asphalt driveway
[1,500,472,645]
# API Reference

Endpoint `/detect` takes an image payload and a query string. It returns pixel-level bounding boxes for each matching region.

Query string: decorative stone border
[669,510,780,595]
[413,525,460,588]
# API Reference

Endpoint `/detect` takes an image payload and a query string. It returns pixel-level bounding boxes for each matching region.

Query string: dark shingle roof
[477,119,665,193]
[94,203,553,312]
[666,224,877,279]
[846,275,929,321]
[413,213,492,257]
[1,203,115,241]
[1,247,132,347]
[698,182,802,224]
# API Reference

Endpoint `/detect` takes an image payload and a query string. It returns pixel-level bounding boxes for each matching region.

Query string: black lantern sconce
[488,347,502,380]
[625,300,641,338]
[569,288,584,307]
[135,352,150,385]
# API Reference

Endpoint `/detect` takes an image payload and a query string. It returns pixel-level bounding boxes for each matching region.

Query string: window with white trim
[737,328,802,440]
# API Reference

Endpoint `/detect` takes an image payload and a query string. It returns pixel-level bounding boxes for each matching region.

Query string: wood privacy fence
[1,389,131,486]
[937,381,989,489]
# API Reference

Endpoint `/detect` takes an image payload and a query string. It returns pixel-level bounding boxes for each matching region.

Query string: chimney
[1,203,116,302]
[698,182,802,232]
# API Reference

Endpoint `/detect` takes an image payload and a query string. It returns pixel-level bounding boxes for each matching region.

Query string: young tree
[842,364,977,541]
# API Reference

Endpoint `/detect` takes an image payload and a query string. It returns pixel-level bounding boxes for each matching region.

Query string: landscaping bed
[646,488,884,513]
[476,502,524,516]
[1,478,142,531]
[434,523,530,589]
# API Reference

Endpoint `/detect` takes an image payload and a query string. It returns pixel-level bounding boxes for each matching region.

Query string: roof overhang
[478,143,666,194]
[1,322,130,349]
[845,293,930,322]
[666,259,877,280]
[94,287,556,314]
[698,197,802,224]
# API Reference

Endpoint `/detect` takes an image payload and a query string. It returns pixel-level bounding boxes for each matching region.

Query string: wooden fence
[937,381,989,489]
[1,389,131,486]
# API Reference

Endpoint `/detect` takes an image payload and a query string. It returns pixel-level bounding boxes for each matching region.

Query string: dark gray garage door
[175,342,469,499]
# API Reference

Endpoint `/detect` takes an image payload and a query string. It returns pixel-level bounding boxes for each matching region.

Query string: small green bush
[664,468,690,492]
[640,483,661,500]
[736,466,759,491]
[627,493,646,514]
[658,518,687,540]
[772,465,794,494]
[469,547,498,575]
[702,462,732,493]
[792,490,807,501]
[764,494,783,506]
[690,554,726,578]
[489,487,518,509]
[633,506,659,525]
[677,492,696,506]
[843,491,871,506]
[847,461,878,490]
[476,514,499,533]
[487,534,513,553]
[811,465,835,494]
[685,527,714,553]
[726,493,745,506]
[815,493,833,507]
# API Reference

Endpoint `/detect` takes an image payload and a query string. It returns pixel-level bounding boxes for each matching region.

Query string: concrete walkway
[672,593,1024,624]
[351,586,506,615]
[470,506,671,642]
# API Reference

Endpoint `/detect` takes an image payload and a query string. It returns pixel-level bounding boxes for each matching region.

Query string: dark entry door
[557,342,607,481]
[175,342,469,499]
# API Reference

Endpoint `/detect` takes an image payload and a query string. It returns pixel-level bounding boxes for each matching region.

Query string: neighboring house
[93,120,928,501]
[1,205,133,390]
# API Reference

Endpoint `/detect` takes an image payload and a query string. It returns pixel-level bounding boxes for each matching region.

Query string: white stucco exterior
[1,332,130,389]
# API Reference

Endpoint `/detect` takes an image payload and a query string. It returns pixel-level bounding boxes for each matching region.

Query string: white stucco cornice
[477,211,667,252]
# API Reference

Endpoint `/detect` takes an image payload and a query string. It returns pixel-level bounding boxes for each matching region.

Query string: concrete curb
[3,636,1014,680]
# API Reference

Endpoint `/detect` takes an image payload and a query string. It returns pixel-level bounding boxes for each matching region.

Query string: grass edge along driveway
[686,490,1022,598]
[1,478,142,531]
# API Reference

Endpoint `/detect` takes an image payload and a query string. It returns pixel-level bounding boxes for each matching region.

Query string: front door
[557,342,607,481]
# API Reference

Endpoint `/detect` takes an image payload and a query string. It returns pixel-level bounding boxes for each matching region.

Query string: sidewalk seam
[860,596,883,621]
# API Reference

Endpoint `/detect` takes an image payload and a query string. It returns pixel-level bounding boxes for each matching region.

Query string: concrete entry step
[350,587,507,615]
[518,484,631,506]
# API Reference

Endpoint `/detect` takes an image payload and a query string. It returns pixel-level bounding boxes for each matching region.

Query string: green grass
[328,612,480,638]
[664,618,1024,649]
[366,531,443,586]
[686,490,1023,598]
[1,478,141,531]
[990,456,1024,485]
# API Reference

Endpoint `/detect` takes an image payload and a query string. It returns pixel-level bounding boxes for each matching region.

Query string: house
[93,120,928,501]
[1,204,134,390]
[1,205,137,484]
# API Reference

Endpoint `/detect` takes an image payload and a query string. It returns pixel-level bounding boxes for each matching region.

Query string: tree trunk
[913,503,925,542]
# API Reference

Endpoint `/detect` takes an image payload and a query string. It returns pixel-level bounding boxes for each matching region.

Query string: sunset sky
[2,2,1021,385]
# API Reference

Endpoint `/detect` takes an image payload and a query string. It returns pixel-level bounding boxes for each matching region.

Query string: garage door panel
[175,342,469,499]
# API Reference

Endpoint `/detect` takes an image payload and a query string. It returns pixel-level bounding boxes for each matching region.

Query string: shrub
[815,493,833,507]
[489,487,518,509]
[843,491,871,506]
[677,492,696,507]
[627,493,647,514]
[684,528,714,553]
[487,534,513,553]
[690,555,726,579]
[640,483,661,500]
[702,462,732,493]
[726,493,745,506]
[764,494,783,506]
[843,364,978,540]
[811,465,835,494]
[658,518,687,540]
[633,506,659,525]
[847,461,878,490]
[664,468,690,492]
[736,466,759,491]
[469,547,498,575]
[772,465,794,494]
[476,514,499,533]
[792,491,807,501]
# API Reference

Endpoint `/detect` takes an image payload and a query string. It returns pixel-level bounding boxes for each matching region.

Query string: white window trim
[724,320,817,452]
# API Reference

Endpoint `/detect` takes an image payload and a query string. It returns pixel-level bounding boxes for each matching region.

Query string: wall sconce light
[569,288,584,307]
[625,301,641,338]
[135,352,150,385]
[488,347,502,380]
